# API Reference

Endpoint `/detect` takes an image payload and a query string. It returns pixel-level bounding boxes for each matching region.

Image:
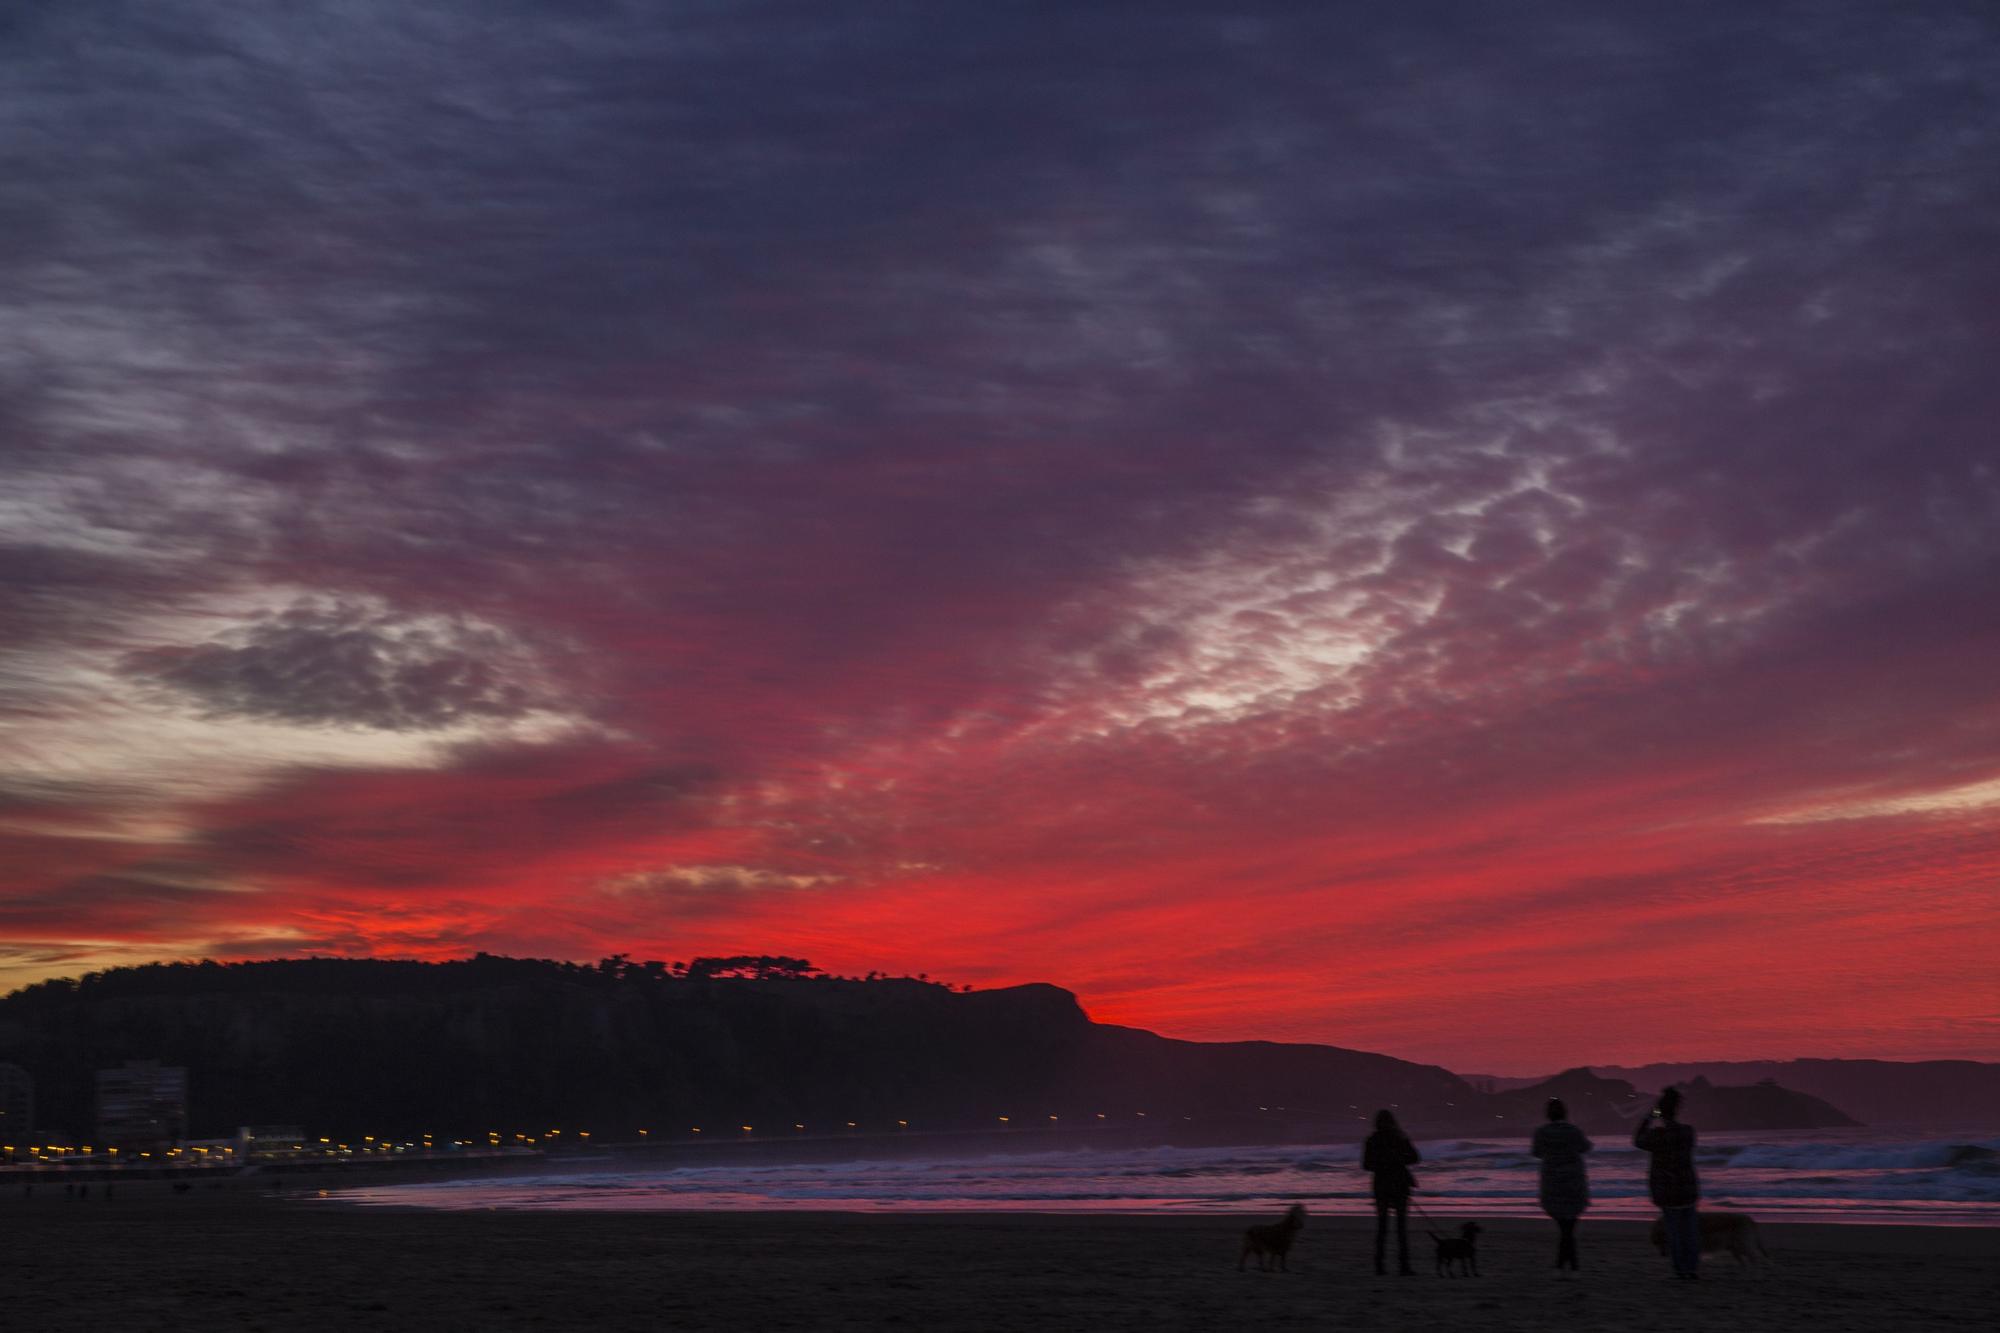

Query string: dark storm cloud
[121,599,553,730]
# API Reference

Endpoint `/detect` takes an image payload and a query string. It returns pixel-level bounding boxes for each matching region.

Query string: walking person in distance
[1532,1097,1593,1273]
[1633,1086,1701,1278]
[1362,1109,1422,1275]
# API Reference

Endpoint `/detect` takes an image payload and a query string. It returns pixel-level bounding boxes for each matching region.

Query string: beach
[5,1188,1994,1331]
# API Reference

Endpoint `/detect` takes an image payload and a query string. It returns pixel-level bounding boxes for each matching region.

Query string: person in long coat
[1362,1109,1421,1275]
[1633,1086,1701,1277]
[1531,1097,1593,1271]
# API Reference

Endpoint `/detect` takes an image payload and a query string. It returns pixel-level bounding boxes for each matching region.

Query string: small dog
[1648,1211,1773,1266]
[1238,1203,1307,1271]
[1432,1221,1483,1277]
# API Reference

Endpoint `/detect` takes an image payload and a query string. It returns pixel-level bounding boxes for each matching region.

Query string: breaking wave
[326,1130,2000,1224]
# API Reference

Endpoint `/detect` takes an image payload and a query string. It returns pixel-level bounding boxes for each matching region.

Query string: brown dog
[1649,1211,1774,1266]
[1238,1203,1307,1271]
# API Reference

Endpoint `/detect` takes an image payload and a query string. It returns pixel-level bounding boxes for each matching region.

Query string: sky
[3,1,1997,1072]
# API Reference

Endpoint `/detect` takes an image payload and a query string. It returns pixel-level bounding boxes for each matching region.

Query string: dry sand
[4,1185,1995,1331]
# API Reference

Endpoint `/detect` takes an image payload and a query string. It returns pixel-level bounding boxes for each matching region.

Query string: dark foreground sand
[4,1188,1995,1331]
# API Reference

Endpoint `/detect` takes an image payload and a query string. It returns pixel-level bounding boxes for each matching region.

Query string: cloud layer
[3,1,1997,1069]
[121,599,556,730]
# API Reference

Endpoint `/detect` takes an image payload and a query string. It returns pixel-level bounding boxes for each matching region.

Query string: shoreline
[16,1121,1995,1229]
[297,1134,2000,1230]
[312,1194,2000,1228]
[16,1179,1992,1228]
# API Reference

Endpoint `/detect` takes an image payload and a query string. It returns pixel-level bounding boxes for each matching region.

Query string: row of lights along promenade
[3,1106,1369,1178]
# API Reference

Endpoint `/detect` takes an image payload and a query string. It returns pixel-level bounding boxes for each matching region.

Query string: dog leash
[1411,1195,1449,1240]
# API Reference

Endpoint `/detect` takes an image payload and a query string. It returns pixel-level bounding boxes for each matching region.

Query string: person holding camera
[1632,1086,1700,1277]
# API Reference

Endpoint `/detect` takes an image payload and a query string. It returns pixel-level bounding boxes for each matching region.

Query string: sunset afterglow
[3,2,1997,1072]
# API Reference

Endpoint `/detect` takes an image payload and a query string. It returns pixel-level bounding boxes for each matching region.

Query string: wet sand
[4,1187,1995,1331]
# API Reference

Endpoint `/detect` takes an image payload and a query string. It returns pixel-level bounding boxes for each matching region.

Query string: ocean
[325,1127,2000,1225]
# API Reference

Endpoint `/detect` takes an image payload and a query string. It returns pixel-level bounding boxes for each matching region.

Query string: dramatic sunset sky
[3,1,1997,1071]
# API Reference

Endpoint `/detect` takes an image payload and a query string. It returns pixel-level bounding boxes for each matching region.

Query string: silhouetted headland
[0,955,1885,1148]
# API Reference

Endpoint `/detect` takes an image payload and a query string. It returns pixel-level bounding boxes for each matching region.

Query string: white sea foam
[323,1130,2000,1224]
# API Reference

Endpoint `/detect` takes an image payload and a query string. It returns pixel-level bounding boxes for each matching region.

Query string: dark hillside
[1593,1060,1999,1128]
[0,957,1861,1144]
[0,957,1475,1142]
[1488,1068,1857,1133]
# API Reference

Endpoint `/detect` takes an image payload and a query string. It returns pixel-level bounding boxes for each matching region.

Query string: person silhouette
[1362,1109,1421,1275]
[1531,1097,1592,1272]
[1632,1086,1700,1278]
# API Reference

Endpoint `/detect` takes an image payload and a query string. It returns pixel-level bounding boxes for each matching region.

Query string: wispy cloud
[2,1,1997,1064]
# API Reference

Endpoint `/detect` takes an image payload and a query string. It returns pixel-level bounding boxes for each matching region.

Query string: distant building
[237,1125,307,1159]
[95,1061,188,1147]
[0,1063,32,1144]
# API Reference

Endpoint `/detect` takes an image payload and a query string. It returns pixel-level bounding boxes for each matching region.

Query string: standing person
[1531,1097,1592,1272]
[1633,1086,1700,1278]
[1362,1109,1421,1276]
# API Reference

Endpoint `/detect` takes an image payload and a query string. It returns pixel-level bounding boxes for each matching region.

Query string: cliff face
[0,957,1860,1143]
[0,958,1477,1141]
[0,964,1099,1139]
